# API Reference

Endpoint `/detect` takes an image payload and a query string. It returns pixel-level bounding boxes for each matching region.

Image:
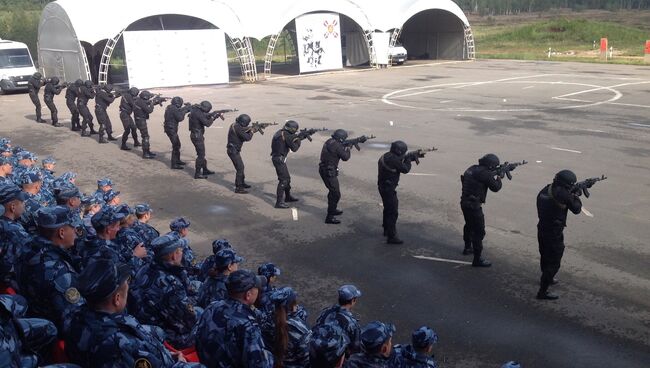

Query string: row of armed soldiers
[24,73,607,300]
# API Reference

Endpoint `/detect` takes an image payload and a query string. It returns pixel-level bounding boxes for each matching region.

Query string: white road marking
[114,134,123,138]
[407,173,438,176]
[291,208,298,221]
[608,102,650,109]
[549,146,582,154]
[581,207,594,217]
[413,255,472,265]
[536,160,543,163]
[523,86,535,90]
[389,121,394,126]
[628,123,650,128]
[583,129,605,133]
[552,97,593,103]
[392,89,441,99]
[439,100,453,104]
[481,117,497,120]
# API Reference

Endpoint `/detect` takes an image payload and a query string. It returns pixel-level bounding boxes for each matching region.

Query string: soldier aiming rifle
[492,160,528,180]
[342,135,376,151]
[248,121,278,135]
[298,127,328,142]
[404,147,437,165]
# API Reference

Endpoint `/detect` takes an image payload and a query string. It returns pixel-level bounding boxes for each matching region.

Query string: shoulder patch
[64,287,81,304]
[134,358,152,368]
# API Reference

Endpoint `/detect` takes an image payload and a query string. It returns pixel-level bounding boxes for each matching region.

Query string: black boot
[275,201,289,209]
[142,150,155,159]
[462,244,474,255]
[241,182,251,189]
[325,216,341,224]
[80,129,90,137]
[52,121,62,127]
[472,256,492,267]
[89,127,98,135]
[285,190,299,202]
[178,160,187,165]
[98,136,108,144]
[203,168,215,175]
[134,140,142,147]
[235,187,249,194]
[332,209,343,216]
[107,134,118,141]
[387,236,404,244]
[536,288,559,300]
[194,166,207,179]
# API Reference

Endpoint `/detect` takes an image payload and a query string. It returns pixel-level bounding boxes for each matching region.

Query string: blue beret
[16,151,37,161]
[212,238,232,254]
[91,207,125,228]
[169,217,190,231]
[0,184,27,204]
[214,249,244,268]
[102,190,120,203]
[55,185,81,200]
[37,206,82,229]
[270,286,297,307]
[0,156,11,166]
[502,362,522,368]
[338,285,361,301]
[97,178,113,187]
[16,168,42,185]
[412,326,438,348]
[226,269,266,293]
[42,156,56,165]
[78,259,131,302]
[360,321,395,350]
[310,324,349,364]
[258,263,281,278]
[151,234,186,257]
[134,203,151,214]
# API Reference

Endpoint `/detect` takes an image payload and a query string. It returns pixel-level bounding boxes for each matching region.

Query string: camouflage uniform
[0,212,32,290]
[195,298,274,368]
[0,294,59,368]
[344,321,395,368]
[129,260,198,348]
[65,306,202,368]
[344,353,391,368]
[76,237,124,270]
[20,236,84,332]
[197,273,228,308]
[199,239,233,281]
[132,220,160,247]
[19,193,42,235]
[391,345,438,368]
[315,305,361,354]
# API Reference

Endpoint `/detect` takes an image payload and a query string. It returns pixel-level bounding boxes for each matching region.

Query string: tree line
[456,0,650,14]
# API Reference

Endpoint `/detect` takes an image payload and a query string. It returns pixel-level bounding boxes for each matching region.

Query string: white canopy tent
[38,0,473,84]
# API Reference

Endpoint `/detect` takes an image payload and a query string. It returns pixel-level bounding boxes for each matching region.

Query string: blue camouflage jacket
[195,298,274,368]
[18,193,41,234]
[315,305,362,354]
[132,220,160,247]
[197,273,228,308]
[261,310,311,368]
[0,217,32,289]
[344,353,391,368]
[391,345,438,368]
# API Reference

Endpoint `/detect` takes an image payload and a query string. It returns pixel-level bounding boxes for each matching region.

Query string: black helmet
[50,77,60,85]
[331,129,348,142]
[129,87,139,97]
[139,90,152,100]
[236,114,251,127]
[171,97,183,107]
[200,101,212,112]
[103,84,113,92]
[553,169,577,188]
[33,72,42,79]
[84,80,93,88]
[390,140,408,156]
[74,79,83,87]
[284,120,299,134]
[478,153,500,169]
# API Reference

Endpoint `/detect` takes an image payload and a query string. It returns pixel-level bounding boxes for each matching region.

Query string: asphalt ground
[1,59,649,367]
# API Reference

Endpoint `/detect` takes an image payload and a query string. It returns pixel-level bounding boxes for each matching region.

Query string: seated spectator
[315,285,363,354]
[310,324,349,368]
[344,321,395,368]
[391,326,439,368]
[197,248,243,308]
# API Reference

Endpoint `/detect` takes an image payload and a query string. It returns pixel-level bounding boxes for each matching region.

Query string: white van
[0,38,37,94]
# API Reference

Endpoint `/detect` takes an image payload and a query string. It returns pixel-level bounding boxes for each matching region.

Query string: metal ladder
[263,32,281,79]
[231,37,257,83]
[364,30,378,68]
[464,25,476,60]
[80,42,92,81]
[387,28,402,67]
[98,30,124,86]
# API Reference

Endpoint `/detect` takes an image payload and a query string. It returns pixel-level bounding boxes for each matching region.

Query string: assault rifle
[209,108,238,121]
[249,121,278,135]
[343,135,376,151]
[571,175,606,198]
[152,94,171,106]
[298,127,328,142]
[405,147,437,165]
[491,160,527,180]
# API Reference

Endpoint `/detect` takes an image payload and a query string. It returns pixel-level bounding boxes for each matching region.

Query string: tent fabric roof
[45,0,469,43]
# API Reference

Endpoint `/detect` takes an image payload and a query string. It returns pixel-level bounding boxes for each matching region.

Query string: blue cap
[134,203,151,215]
[16,168,42,185]
[226,269,266,293]
[338,285,361,301]
[118,230,144,249]
[0,184,27,204]
[0,156,12,165]
[0,138,11,146]
[36,206,82,229]
[214,249,244,268]
[212,238,232,254]
[11,146,23,154]
[115,204,133,217]
[151,234,186,257]
[0,145,11,154]
[42,156,56,165]
[360,321,395,351]
[270,286,297,307]
[103,190,120,203]
[16,151,37,161]
[97,178,113,187]
[81,194,101,207]
[54,185,81,201]
[59,172,77,182]
[310,324,350,364]
[412,326,438,348]
[78,259,131,302]
[91,207,125,228]
[502,362,521,368]
[169,217,190,231]
[258,263,281,278]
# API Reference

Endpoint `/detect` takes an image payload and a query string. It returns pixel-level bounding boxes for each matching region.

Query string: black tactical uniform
[377,141,411,244]
[164,97,191,169]
[227,114,254,193]
[460,154,502,267]
[536,170,582,300]
[27,72,44,123]
[188,101,218,179]
[271,121,302,208]
[94,84,118,143]
[78,80,97,136]
[319,129,352,224]
[133,91,157,159]
[119,88,140,150]
[43,77,65,127]
[65,79,82,131]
